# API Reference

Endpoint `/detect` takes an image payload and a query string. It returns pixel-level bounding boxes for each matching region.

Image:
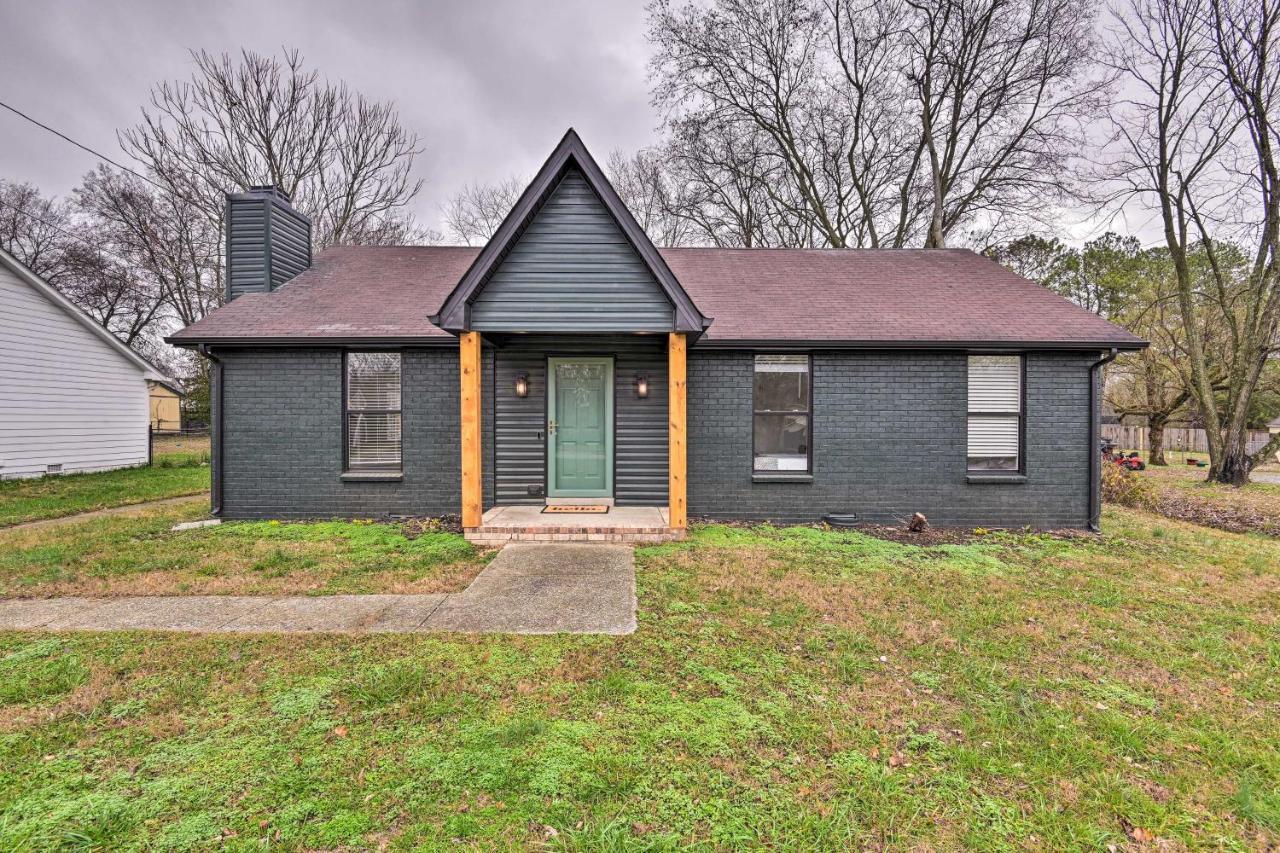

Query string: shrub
[1102,463,1154,508]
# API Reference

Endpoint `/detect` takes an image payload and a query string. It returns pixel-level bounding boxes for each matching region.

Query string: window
[754,354,811,472]
[967,354,1023,472]
[345,352,402,470]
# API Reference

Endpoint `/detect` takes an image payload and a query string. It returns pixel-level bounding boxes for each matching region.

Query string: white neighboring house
[0,246,164,479]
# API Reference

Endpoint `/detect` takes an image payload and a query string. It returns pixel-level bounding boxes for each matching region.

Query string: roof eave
[693,337,1149,351]
[166,334,457,349]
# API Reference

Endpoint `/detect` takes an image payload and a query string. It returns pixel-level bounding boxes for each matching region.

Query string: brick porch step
[465,505,685,546]
[465,526,685,547]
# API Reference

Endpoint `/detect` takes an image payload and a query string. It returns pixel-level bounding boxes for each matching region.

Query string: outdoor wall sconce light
[635,374,649,398]
[514,374,529,398]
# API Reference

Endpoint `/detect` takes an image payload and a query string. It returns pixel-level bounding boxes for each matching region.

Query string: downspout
[1087,348,1119,532]
[198,344,224,518]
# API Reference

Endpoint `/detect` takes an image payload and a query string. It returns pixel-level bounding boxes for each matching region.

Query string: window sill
[340,471,403,483]
[753,473,813,484]
[966,473,1027,484]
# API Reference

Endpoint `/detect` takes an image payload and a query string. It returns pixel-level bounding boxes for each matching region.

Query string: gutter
[694,338,1148,352]
[1087,348,1119,532]
[197,344,224,518]
[166,335,458,348]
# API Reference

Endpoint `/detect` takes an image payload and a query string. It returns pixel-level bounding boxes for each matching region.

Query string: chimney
[224,186,312,300]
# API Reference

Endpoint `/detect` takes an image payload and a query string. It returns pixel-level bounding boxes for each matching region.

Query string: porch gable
[470,168,673,332]
[431,128,708,335]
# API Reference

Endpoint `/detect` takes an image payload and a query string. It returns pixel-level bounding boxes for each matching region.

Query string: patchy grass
[0,451,210,527]
[150,434,210,458]
[0,505,486,597]
[1128,462,1280,535]
[1,506,1277,847]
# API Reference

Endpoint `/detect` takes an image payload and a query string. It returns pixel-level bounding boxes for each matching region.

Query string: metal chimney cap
[247,185,292,202]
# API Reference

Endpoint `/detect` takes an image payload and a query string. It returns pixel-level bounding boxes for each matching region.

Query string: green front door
[547,357,613,498]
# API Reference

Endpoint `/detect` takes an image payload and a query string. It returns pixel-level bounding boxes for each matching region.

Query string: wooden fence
[1103,424,1275,456]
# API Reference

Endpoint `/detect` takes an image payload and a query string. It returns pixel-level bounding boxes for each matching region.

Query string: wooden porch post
[460,331,483,529]
[668,332,687,529]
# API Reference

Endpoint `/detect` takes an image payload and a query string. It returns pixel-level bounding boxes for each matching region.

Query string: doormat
[542,504,610,514]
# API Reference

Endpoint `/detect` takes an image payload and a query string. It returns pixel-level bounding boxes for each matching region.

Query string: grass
[0,504,486,597]
[1,506,1278,847]
[150,434,210,458]
[0,448,210,527]
[1116,456,1280,535]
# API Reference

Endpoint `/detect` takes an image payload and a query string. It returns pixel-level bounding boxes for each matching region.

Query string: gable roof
[431,129,709,334]
[0,245,165,378]
[168,244,1145,350]
[660,247,1146,348]
[148,378,186,396]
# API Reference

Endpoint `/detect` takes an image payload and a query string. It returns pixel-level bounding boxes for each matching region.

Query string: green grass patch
[0,507,484,597]
[0,505,1277,847]
[0,452,209,526]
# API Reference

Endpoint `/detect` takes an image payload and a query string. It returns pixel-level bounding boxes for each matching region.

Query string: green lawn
[0,504,486,598]
[1,507,1277,847]
[0,452,210,527]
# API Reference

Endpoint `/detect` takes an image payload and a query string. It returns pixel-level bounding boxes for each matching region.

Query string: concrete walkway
[0,543,636,635]
[0,494,210,533]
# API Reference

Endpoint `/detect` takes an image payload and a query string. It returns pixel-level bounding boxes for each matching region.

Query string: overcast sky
[2,0,1166,245]
[1,0,661,234]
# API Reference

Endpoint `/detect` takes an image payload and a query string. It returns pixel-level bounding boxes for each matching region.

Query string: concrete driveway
[0,543,637,636]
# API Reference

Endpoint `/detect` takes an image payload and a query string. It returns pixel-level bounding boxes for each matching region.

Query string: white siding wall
[0,264,149,478]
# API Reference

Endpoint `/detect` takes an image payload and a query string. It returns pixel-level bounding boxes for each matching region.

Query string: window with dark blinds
[345,352,402,470]
[967,355,1022,471]
[754,354,811,472]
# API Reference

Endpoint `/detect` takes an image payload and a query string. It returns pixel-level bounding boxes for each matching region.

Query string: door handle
[548,419,557,435]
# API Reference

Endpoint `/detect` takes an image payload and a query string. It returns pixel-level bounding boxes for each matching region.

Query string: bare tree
[74,166,218,329]
[607,149,696,247]
[647,0,1108,248]
[661,115,822,247]
[441,176,526,245]
[0,174,173,354]
[1106,0,1280,483]
[0,180,76,284]
[1096,244,1199,466]
[120,48,426,250]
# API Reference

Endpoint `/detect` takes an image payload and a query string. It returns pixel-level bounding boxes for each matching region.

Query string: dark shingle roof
[168,244,1144,348]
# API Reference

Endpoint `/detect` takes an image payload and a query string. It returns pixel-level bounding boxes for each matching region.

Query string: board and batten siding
[470,168,675,333]
[0,263,149,478]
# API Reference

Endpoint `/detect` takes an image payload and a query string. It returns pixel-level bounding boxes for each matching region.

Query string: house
[148,379,184,433]
[0,246,165,479]
[169,130,1145,538]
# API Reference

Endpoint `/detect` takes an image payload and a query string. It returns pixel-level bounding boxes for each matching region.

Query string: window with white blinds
[346,352,402,470]
[967,355,1022,472]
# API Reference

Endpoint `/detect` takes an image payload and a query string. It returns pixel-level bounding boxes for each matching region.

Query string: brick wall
[686,350,1095,528]
[220,348,460,519]
[218,346,1095,528]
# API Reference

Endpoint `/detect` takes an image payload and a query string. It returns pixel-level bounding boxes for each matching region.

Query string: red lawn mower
[1101,439,1146,470]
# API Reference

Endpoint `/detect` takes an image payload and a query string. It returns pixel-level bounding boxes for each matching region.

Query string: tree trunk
[1148,419,1167,466]
[924,141,945,249]
[1211,425,1253,486]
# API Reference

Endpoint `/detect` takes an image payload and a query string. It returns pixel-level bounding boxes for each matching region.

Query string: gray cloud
[0,0,661,233]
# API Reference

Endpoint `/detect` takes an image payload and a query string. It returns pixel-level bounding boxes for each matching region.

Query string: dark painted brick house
[170,129,1145,539]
